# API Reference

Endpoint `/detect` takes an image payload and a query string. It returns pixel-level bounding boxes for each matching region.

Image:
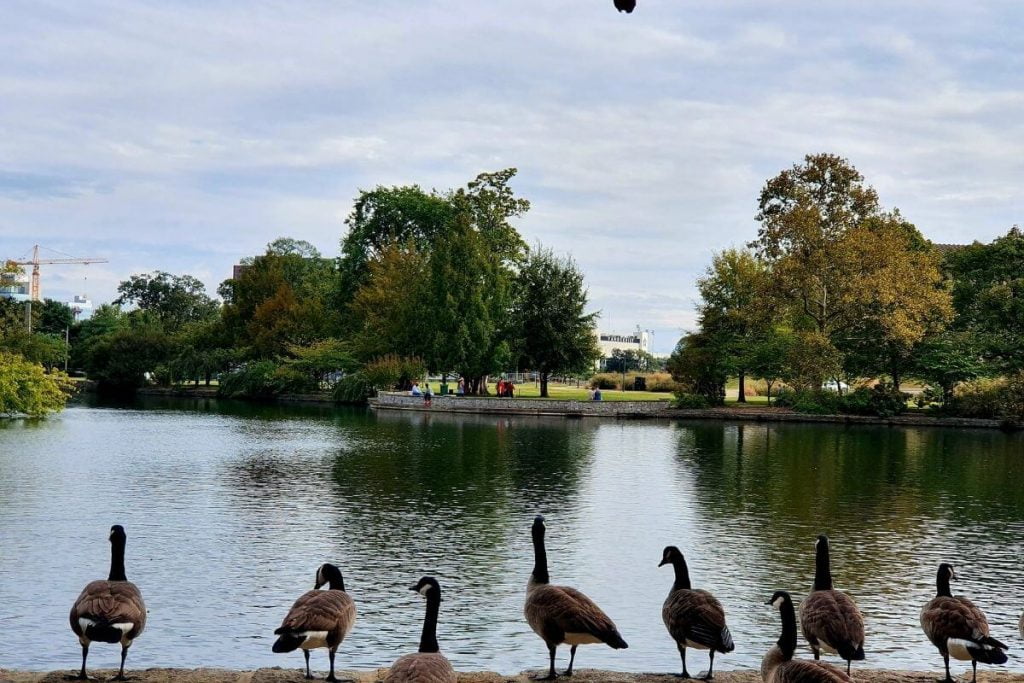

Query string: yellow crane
[4,244,108,302]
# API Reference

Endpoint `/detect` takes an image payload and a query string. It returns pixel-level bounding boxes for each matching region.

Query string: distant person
[424,382,433,407]
[588,387,595,400]
[506,379,516,398]
[410,382,422,396]
[496,379,506,397]
[593,388,603,401]
[456,378,465,396]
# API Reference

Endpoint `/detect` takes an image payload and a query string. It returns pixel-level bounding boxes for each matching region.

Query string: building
[0,270,31,302]
[595,328,651,370]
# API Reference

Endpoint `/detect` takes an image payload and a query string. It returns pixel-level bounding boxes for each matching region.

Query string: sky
[1,1,1022,353]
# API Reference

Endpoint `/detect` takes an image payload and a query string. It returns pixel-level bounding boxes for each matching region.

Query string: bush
[672,392,710,409]
[217,361,281,399]
[333,372,375,404]
[588,372,679,392]
[0,351,75,417]
[589,373,619,390]
[362,354,427,390]
[773,388,839,414]
[947,379,1006,419]
[837,382,909,418]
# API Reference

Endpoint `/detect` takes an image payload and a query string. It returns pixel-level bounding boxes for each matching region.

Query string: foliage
[672,392,710,409]
[589,372,678,392]
[115,271,219,329]
[913,330,988,404]
[781,331,841,392]
[604,348,658,373]
[667,332,728,405]
[332,372,375,404]
[837,382,909,417]
[941,374,1024,422]
[772,388,839,415]
[746,328,794,403]
[361,354,427,390]
[349,242,430,361]
[216,361,282,399]
[37,299,74,336]
[511,245,600,397]
[0,351,74,417]
[83,326,171,390]
[589,374,619,390]
[282,339,358,389]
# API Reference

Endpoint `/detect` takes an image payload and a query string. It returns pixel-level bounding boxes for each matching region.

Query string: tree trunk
[540,371,549,398]
[205,370,211,386]
[737,371,747,403]
[765,380,774,405]
[891,369,901,392]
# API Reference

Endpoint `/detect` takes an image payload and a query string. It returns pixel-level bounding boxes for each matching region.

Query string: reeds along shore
[52,522,1019,683]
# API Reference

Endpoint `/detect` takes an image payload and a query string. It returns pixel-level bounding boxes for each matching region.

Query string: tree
[511,246,600,397]
[115,271,219,329]
[667,332,729,405]
[37,299,74,336]
[747,328,794,404]
[0,351,74,417]
[84,326,171,390]
[696,248,768,402]
[913,331,988,405]
[283,339,359,389]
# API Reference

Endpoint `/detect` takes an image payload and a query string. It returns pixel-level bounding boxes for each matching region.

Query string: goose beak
[409,584,419,591]
[764,598,772,605]
[658,558,667,567]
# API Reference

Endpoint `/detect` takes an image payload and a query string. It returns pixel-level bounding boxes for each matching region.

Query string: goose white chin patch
[418,585,433,596]
[772,596,785,609]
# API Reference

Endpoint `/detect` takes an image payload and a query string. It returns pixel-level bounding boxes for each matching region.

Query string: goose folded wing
[667,591,727,647]
[802,591,863,646]
[548,586,620,640]
[277,590,354,633]
[71,581,146,635]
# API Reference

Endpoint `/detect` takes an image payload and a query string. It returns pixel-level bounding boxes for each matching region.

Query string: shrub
[0,351,75,417]
[589,373,619,390]
[647,374,682,392]
[773,388,839,414]
[948,379,1006,419]
[837,382,909,417]
[672,392,710,409]
[362,354,427,390]
[333,372,375,404]
[217,361,281,399]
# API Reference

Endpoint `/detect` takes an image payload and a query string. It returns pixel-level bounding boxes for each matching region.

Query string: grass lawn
[420,381,671,402]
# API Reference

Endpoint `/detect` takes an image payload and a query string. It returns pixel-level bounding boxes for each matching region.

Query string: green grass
[420,381,671,402]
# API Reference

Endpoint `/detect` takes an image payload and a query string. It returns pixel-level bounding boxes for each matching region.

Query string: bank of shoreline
[78,384,1021,431]
[4,668,1023,683]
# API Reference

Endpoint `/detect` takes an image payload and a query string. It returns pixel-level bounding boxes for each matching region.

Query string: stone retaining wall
[373,392,670,417]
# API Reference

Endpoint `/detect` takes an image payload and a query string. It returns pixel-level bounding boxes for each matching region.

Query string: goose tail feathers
[603,630,628,649]
[718,625,735,653]
[83,621,124,644]
[837,642,866,661]
[271,631,305,653]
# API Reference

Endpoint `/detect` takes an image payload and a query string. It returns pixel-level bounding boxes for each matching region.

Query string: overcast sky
[1,1,1021,352]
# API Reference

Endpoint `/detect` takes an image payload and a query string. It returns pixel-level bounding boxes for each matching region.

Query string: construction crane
[5,244,108,302]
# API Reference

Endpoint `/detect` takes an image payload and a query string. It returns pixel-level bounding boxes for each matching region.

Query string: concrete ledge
[664,408,1020,430]
[372,392,670,418]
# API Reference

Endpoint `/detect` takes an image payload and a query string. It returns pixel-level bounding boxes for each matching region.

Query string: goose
[384,576,457,683]
[763,591,851,683]
[798,535,865,674]
[69,524,146,681]
[921,563,1008,683]
[273,563,357,681]
[614,0,636,12]
[659,546,734,679]
[524,515,628,680]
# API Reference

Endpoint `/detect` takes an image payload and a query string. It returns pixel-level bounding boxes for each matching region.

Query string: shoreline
[3,668,1024,683]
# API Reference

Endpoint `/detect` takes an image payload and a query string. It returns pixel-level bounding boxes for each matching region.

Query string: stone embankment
[372,392,669,417]
[3,668,1022,683]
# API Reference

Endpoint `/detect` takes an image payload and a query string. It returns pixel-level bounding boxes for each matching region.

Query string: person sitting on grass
[410,382,422,396]
[593,388,603,401]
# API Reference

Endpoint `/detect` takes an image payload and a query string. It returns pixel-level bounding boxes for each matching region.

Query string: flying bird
[614,0,636,13]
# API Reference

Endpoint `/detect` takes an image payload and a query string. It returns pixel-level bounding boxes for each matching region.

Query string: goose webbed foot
[561,671,573,677]
[530,674,558,681]
[696,673,713,680]
[66,675,90,681]
[674,675,691,680]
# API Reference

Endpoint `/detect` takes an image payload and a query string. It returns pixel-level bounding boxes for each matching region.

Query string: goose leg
[812,647,820,661]
[325,649,337,682]
[937,652,953,683]
[846,659,851,676]
[304,650,313,680]
[563,645,577,676]
[676,643,690,678]
[531,645,558,680]
[971,660,977,683]
[74,643,89,680]
[697,650,715,680]
[115,645,128,681]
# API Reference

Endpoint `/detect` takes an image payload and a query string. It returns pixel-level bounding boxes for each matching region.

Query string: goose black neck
[670,555,691,591]
[418,590,441,653]
[936,568,952,598]
[531,527,549,584]
[777,598,797,660]
[328,572,346,591]
[813,540,832,591]
[108,537,127,582]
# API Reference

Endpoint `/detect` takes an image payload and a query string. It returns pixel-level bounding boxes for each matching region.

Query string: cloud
[1,0,1022,352]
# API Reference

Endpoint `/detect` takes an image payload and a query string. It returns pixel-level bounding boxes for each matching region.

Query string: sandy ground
[3,668,1024,683]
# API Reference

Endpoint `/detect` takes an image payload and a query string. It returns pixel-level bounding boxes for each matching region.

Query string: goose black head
[939,563,957,582]
[815,534,829,551]
[410,575,441,600]
[532,515,545,540]
[766,590,792,609]
[315,563,343,589]
[659,545,682,567]
[109,525,126,543]
[614,0,636,13]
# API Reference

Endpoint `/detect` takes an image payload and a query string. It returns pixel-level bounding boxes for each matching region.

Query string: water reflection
[1,402,1023,676]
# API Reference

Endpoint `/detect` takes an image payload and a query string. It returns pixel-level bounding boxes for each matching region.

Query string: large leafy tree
[511,246,600,397]
[0,351,73,417]
[115,271,219,329]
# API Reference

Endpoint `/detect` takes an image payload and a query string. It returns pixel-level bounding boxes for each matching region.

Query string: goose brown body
[799,536,864,674]
[659,546,733,679]
[68,525,145,681]
[524,516,627,679]
[920,563,1007,683]
[272,563,356,682]
[763,591,851,683]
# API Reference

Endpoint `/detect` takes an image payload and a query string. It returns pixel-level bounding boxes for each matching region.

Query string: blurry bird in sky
[614,0,636,13]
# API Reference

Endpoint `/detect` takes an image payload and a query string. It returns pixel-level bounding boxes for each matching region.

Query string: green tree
[115,271,219,329]
[37,299,74,336]
[511,246,600,397]
[913,331,988,405]
[747,328,794,404]
[84,326,171,390]
[0,351,74,417]
[667,332,729,405]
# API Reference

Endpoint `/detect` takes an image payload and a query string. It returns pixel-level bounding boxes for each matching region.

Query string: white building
[595,328,651,369]
[0,270,31,302]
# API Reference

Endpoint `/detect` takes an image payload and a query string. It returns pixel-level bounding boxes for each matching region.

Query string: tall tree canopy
[115,271,219,329]
[511,246,600,397]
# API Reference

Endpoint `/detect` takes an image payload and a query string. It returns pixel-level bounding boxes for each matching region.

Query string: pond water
[2,397,1024,675]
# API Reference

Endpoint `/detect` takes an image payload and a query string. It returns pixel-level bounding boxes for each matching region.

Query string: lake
[2,397,1023,675]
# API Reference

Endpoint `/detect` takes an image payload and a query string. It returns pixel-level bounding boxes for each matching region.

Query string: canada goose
[798,535,865,674]
[384,576,457,683]
[272,563,357,681]
[524,515,628,680]
[763,591,852,683]
[68,524,146,681]
[920,563,1008,683]
[614,0,636,12]
[659,546,734,679]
